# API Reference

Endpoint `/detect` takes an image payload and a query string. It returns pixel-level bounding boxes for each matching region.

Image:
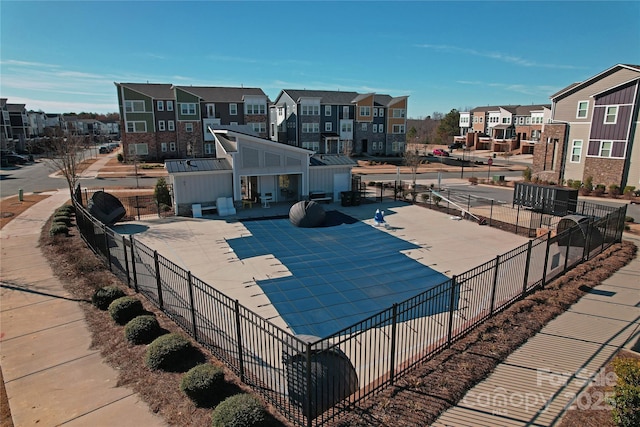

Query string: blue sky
[1,1,639,118]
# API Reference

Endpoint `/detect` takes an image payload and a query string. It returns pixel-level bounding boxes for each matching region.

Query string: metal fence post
[103,223,112,272]
[153,251,164,308]
[389,303,398,385]
[187,271,198,341]
[129,235,139,293]
[447,276,457,346]
[305,342,313,427]
[489,257,500,315]
[541,231,551,289]
[135,195,141,220]
[234,299,245,382]
[522,240,533,297]
[122,235,131,287]
[515,203,521,236]
[563,228,572,272]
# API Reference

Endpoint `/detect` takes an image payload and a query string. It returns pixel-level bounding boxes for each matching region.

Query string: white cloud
[6,96,117,114]
[415,43,582,69]
[456,80,560,97]
[0,59,61,68]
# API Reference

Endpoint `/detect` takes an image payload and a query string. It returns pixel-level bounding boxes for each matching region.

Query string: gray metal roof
[165,158,232,173]
[116,83,174,99]
[175,86,267,102]
[310,154,357,166]
[282,89,360,105]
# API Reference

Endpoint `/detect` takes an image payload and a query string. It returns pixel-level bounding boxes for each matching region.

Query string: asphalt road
[0,157,158,199]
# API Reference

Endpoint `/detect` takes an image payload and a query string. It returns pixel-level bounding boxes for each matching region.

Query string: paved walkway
[433,235,640,427]
[0,190,166,426]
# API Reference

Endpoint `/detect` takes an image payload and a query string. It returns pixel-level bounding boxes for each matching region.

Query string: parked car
[99,146,111,154]
[432,149,450,157]
[3,153,29,164]
[449,142,463,149]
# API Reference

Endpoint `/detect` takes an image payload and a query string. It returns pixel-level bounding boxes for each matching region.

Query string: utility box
[513,183,578,216]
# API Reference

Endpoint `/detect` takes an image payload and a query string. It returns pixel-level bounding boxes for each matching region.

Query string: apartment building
[456,104,550,153]
[270,89,408,156]
[114,82,268,161]
[534,64,640,189]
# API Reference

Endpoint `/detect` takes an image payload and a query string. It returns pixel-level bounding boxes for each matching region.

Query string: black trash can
[340,191,352,207]
[352,191,361,206]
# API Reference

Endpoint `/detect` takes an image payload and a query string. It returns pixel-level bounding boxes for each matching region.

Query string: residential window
[126,121,147,133]
[577,101,589,118]
[359,106,371,117]
[570,140,582,163]
[157,100,164,111]
[168,120,175,131]
[392,109,405,118]
[167,101,174,111]
[392,124,404,134]
[378,108,384,117]
[128,143,148,156]
[206,104,215,117]
[342,106,350,118]
[379,124,383,133]
[204,143,214,155]
[479,117,483,123]
[392,141,403,152]
[230,103,237,115]
[180,103,197,115]
[246,103,266,115]
[185,123,193,132]
[302,123,319,133]
[526,117,531,124]
[302,141,320,151]
[325,122,332,132]
[373,124,378,133]
[301,105,320,115]
[604,106,618,124]
[361,123,367,131]
[251,122,266,133]
[599,141,612,157]
[125,100,145,113]
[518,117,524,125]
[161,142,167,152]
[325,105,331,116]
[158,120,165,131]
[373,108,378,117]
[502,117,510,124]
[341,122,352,133]
[169,142,176,152]
[230,121,238,126]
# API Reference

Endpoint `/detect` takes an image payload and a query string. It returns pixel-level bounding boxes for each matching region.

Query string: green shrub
[610,357,640,427]
[623,186,636,196]
[50,223,69,236]
[211,394,270,427]
[55,204,75,215]
[53,215,72,226]
[522,167,532,182]
[145,333,203,372]
[570,180,582,190]
[625,216,635,223]
[584,176,594,191]
[609,184,621,197]
[92,286,126,310]
[117,153,124,163]
[124,315,162,344]
[180,363,225,407]
[154,177,171,207]
[108,296,144,325]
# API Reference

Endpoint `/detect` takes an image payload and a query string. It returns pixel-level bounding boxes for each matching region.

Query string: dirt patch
[0,194,50,229]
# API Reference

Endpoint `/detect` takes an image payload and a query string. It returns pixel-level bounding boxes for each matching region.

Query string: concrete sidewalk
[433,235,640,427]
[0,190,166,426]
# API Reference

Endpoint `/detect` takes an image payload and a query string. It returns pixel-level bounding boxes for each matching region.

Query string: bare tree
[403,147,423,202]
[47,134,85,198]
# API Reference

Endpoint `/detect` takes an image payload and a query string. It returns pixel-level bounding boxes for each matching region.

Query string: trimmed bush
[180,363,225,407]
[145,333,203,372]
[211,394,270,427]
[108,296,144,325]
[92,286,126,310]
[55,204,75,215]
[50,223,69,236]
[610,357,640,427]
[124,315,162,344]
[53,215,72,226]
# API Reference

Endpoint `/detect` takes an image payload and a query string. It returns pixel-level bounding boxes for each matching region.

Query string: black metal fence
[72,186,627,427]
[79,187,174,220]
[363,181,622,238]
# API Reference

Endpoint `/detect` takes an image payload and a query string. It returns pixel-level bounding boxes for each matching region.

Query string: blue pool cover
[227,213,450,337]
